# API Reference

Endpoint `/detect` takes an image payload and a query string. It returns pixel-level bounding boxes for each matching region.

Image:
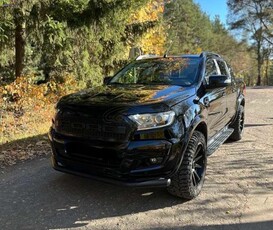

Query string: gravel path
[1,87,273,230]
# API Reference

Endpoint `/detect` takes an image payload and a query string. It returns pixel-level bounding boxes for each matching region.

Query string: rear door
[203,58,227,138]
[216,59,237,123]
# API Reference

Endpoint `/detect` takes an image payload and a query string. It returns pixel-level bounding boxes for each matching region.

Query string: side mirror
[207,75,231,89]
[103,76,113,85]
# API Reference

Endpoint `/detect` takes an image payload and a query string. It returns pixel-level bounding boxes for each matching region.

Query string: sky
[193,0,228,26]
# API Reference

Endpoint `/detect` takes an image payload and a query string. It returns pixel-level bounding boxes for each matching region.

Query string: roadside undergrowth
[0,75,79,167]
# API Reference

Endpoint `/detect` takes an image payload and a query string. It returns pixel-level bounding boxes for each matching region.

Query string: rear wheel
[167,131,207,199]
[229,105,244,141]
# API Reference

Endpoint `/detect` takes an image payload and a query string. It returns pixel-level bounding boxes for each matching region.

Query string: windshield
[110,57,200,86]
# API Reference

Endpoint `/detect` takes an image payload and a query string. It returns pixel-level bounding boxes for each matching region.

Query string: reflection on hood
[58,85,194,106]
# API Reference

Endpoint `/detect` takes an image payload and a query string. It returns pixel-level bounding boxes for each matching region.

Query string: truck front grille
[55,108,134,142]
[57,120,128,141]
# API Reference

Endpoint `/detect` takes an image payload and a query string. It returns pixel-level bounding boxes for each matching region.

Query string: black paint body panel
[49,54,245,187]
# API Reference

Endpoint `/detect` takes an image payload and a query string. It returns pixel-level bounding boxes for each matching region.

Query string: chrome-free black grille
[55,108,133,141]
[57,120,128,141]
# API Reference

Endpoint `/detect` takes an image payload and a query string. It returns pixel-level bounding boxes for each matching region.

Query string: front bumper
[49,128,184,187]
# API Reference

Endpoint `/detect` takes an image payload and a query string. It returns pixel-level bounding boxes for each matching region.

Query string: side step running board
[207,128,234,156]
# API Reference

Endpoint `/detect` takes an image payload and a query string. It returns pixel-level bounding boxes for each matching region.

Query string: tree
[164,0,213,54]
[13,3,25,77]
[129,0,166,55]
[0,1,16,81]
[227,0,273,85]
[1,0,160,87]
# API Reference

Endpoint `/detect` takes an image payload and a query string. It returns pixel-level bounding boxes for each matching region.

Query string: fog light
[150,158,158,164]
[149,157,163,164]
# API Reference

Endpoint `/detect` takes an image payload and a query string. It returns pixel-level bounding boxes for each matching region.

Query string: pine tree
[227,0,273,85]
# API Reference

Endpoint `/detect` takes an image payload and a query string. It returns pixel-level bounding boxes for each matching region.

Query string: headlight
[128,111,175,130]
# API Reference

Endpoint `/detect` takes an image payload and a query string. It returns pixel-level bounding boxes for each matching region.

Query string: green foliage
[0,0,153,86]
[0,0,266,87]
[164,0,257,83]
[269,62,273,85]
[165,0,227,53]
[227,0,273,85]
[0,3,15,79]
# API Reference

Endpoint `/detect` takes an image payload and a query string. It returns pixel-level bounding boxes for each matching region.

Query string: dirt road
[1,87,273,230]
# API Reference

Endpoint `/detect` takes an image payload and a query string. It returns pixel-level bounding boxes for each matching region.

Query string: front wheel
[167,131,207,199]
[229,105,244,141]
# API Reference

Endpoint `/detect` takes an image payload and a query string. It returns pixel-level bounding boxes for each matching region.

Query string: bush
[0,75,80,144]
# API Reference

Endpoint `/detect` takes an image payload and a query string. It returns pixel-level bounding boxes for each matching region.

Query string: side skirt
[207,127,234,156]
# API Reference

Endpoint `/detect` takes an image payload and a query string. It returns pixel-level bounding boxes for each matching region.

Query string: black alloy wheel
[192,144,206,187]
[167,131,207,199]
[229,105,244,141]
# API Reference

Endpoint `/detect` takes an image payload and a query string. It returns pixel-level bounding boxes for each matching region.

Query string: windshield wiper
[108,82,124,85]
[149,80,169,85]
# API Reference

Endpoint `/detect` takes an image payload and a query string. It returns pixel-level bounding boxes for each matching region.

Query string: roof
[181,54,201,58]
[135,52,221,61]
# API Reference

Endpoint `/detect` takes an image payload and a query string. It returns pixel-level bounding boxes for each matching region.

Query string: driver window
[116,67,138,84]
[227,63,236,83]
[205,59,218,83]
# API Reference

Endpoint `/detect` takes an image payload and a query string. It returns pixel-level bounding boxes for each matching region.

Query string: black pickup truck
[49,52,246,199]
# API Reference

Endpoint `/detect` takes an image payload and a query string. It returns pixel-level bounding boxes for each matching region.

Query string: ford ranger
[49,52,246,199]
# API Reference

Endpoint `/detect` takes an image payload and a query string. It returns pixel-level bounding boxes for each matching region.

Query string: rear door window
[205,59,218,83]
[216,60,228,76]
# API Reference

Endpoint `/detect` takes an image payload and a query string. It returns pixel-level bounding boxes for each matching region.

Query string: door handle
[203,97,210,107]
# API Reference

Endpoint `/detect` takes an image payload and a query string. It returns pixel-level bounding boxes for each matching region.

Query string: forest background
[0,0,272,146]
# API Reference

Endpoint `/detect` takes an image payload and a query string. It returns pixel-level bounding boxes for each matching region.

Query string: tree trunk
[14,8,25,78]
[265,57,269,86]
[256,40,262,86]
[256,74,261,86]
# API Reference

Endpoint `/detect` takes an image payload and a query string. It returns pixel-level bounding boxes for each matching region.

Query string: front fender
[169,104,207,177]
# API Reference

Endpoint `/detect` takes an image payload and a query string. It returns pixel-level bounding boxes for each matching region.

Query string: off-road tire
[167,131,207,199]
[229,105,244,141]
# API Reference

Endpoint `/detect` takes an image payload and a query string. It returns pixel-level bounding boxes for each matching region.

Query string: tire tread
[229,105,244,141]
[167,131,207,199]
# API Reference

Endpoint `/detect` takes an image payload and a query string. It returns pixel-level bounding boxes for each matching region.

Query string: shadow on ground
[1,161,188,229]
[1,117,273,229]
[244,123,272,128]
[249,86,273,89]
[144,220,273,230]
[0,134,48,150]
[0,134,50,167]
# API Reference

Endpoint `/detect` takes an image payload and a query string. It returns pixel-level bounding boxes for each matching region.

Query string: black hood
[58,85,195,108]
